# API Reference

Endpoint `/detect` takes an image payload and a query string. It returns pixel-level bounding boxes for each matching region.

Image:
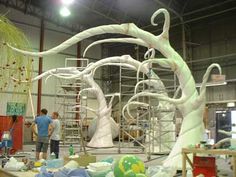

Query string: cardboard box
[0,169,18,177]
[64,154,96,167]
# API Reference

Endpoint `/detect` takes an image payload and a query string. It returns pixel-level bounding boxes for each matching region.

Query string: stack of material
[146,166,176,177]
[64,154,96,167]
[87,162,112,177]
[4,157,25,171]
[54,168,89,177]
[64,160,79,169]
[46,159,64,169]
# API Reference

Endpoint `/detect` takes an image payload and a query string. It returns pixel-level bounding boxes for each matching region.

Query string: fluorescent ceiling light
[61,0,74,5]
[227,102,235,107]
[216,110,226,113]
[60,7,71,17]
[205,81,227,87]
[195,81,227,88]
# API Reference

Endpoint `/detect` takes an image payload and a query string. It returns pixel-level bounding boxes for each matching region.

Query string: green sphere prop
[114,155,146,177]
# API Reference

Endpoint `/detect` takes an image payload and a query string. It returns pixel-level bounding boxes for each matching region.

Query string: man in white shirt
[50,112,61,158]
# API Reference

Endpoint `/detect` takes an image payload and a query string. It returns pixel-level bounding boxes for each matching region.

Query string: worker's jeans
[50,139,59,158]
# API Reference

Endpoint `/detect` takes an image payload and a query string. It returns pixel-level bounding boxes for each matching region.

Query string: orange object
[0,116,23,154]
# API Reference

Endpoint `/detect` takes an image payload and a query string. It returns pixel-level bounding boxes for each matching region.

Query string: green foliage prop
[0,15,33,110]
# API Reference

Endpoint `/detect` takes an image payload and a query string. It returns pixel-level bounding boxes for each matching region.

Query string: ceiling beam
[183,0,235,16]
[91,0,98,9]
[150,6,236,33]
[153,0,182,19]
[142,0,235,30]
[75,1,120,24]
[181,0,191,14]
[106,0,116,17]
[88,0,144,25]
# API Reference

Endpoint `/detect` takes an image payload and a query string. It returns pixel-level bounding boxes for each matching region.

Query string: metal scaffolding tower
[55,58,89,145]
[118,62,177,160]
[118,65,145,152]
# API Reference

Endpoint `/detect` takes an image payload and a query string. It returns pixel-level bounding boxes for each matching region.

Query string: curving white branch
[144,48,156,60]
[12,67,79,82]
[128,92,186,106]
[108,94,116,108]
[215,138,231,148]
[79,88,96,96]
[83,38,148,57]
[134,79,162,94]
[218,129,236,136]
[214,130,236,148]
[122,101,149,122]
[20,55,151,81]
[78,88,97,102]
[8,10,170,57]
[173,86,181,99]
[199,63,221,97]
[72,105,98,115]
[151,8,170,39]
[92,63,137,77]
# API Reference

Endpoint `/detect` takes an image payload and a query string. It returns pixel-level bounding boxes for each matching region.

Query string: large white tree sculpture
[76,72,118,147]
[85,45,176,153]
[9,9,222,168]
[17,56,172,148]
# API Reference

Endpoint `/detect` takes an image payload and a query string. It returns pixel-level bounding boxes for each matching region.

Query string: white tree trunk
[88,108,114,147]
[164,103,205,168]
[83,74,114,147]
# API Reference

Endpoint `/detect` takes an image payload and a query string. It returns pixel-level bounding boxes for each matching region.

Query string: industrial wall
[1,5,235,143]
[103,11,236,133]
[106,11,236,104]
[170,12,236,104]
[0,6,102,143]
[163,12,236,139]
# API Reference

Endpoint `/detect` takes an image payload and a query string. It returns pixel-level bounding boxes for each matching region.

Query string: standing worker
[32,108,54,160]
[50,112,61,158]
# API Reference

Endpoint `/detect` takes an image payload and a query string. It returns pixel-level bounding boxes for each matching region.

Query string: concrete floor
[20,143,166,166]
[1,143,234,176]
[21,144,234,176]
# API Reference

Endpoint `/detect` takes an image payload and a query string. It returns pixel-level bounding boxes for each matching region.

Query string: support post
[233,156,236,177]
[182,151,187,177]
[76,43,81,120]
[182,22,187,60]
[37,17,44,115]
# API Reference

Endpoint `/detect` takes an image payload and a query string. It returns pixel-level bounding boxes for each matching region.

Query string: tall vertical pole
[76,43,83,150]
[76,43,81,120]
[37,18,44,115]
[182,22,187,60]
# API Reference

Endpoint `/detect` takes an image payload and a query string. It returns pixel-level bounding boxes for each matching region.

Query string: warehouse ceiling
[0,0,235,33]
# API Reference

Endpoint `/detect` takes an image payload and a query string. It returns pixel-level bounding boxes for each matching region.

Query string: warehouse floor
[0,144,234,177]
[21,144,165,165]
[20,144,234,176]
